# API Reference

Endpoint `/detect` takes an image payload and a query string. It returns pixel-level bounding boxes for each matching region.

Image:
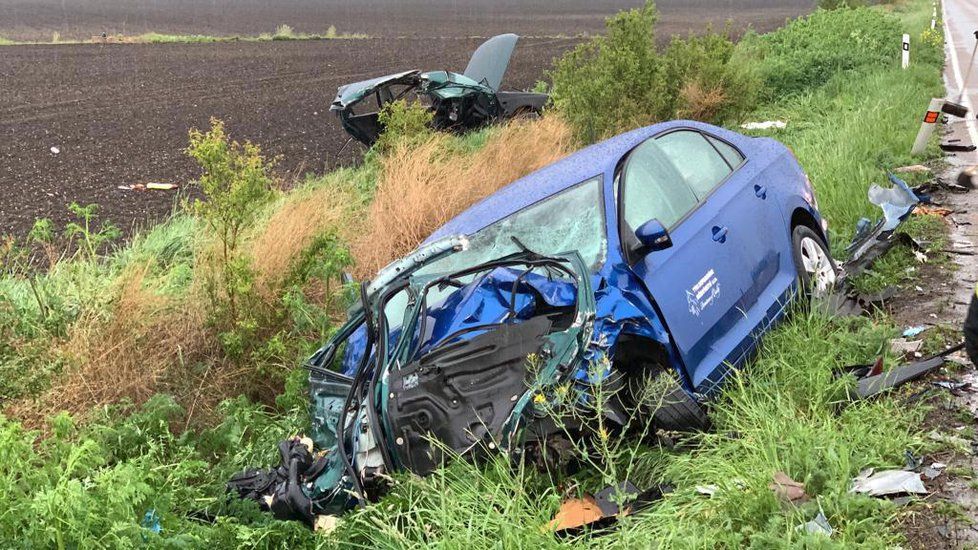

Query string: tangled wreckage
[330,33,548,146]
[229,120,948,526]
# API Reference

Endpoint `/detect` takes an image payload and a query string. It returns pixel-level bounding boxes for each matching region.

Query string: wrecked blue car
[231,120,837,522]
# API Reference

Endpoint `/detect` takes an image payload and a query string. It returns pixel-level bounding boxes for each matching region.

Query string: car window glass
[654,130,732,199]
[621,139,698,231]
[706,135,744,168]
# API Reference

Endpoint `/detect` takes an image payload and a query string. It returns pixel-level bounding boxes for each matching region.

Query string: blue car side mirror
[635,219,672,253]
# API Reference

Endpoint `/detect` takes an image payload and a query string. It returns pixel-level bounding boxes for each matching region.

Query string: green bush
[373,99,435,153]
[186,118,275,350]
[740,7,902,97]
[548,1,758,143]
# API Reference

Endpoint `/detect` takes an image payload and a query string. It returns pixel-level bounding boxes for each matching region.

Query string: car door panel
[621,129,791,392]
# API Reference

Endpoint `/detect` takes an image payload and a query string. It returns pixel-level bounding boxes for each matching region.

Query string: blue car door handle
[754,184,767,199]
[712,225,729,243]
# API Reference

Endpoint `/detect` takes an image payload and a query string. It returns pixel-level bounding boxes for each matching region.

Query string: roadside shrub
[663,30,760,122]
[548,1,669,142]
[740,7,902,97]
[548,1,757,142]
[373,99,435,153]
[186,118,275,349]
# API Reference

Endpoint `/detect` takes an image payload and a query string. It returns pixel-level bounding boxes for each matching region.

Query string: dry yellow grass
[351,116,575,277]
[678,81,729,121]
[250,184,353,297]
[9,264,218,427]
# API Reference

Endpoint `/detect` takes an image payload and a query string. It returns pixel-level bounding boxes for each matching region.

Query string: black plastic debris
[855,356,944,399]
[819,287,900,318]
[228,438,327,527]
[940,143,978,152]
[548,480,670,536]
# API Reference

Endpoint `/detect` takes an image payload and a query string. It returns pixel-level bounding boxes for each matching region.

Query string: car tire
[790,225,838,298]
[651,371,711,432]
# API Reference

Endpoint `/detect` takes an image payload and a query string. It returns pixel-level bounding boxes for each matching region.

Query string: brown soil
[0,0,812,42]
[0,0,813,239]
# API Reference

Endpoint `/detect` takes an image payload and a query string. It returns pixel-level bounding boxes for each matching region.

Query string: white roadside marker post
[932,5,937,30]
[911,98,945,156]
[902,33,911,69]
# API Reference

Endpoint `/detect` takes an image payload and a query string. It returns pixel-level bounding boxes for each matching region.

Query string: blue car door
[618,130,771,392]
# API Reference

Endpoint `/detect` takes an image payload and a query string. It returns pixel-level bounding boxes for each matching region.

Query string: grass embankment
[0,0,951,547]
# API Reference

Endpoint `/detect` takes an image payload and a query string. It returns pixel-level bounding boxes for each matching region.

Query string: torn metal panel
[850,468,927,497]
[839,173,920,281]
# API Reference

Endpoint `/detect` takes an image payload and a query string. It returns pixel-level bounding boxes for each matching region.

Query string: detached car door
[619,130,764,392]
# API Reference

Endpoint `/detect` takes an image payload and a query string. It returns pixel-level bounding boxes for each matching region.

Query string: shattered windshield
[381,176,605,338]
[422,175,606,275]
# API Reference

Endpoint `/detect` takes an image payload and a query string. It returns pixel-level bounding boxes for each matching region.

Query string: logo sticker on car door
[687,269,720,316]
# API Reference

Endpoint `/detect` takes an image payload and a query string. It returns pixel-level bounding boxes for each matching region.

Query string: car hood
[330,69,421,110]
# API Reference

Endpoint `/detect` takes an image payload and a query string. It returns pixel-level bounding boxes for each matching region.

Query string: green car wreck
[330,33,549,146]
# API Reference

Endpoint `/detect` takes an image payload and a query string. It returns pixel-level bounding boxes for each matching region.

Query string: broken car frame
[330,34,548,146]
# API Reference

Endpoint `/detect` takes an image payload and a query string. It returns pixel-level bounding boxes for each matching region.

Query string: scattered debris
[889,338,924,356]
[769,471,808,504]
[741,120,787,130]
[850,468,927,497]
[548,495,603,532]
[819,287,898,318]
[50,146,60,155]
[695,485,719,496]
[117,182,180,191]
[894,164,931,174]
[227,437,328,527]
[546,481,668,534]
[914,205,954,217]
[855,356,945,399]
[796,509,833,537]
[313,515,340,534]
[958,166,977,189]
[141,509,162,534]
[839,174,920,282]
[940,143,977,152]
[903,326,929,338]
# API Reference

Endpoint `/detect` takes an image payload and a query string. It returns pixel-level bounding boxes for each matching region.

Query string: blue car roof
[427,120,746,241]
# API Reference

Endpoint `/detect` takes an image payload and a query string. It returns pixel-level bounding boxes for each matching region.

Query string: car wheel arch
[789,207,827,245]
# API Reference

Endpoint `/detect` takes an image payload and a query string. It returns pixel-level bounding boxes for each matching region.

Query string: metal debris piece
[796,510,833,537]
[850,468,927,497]
[855,356,944,399]
[840,174,920,281]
